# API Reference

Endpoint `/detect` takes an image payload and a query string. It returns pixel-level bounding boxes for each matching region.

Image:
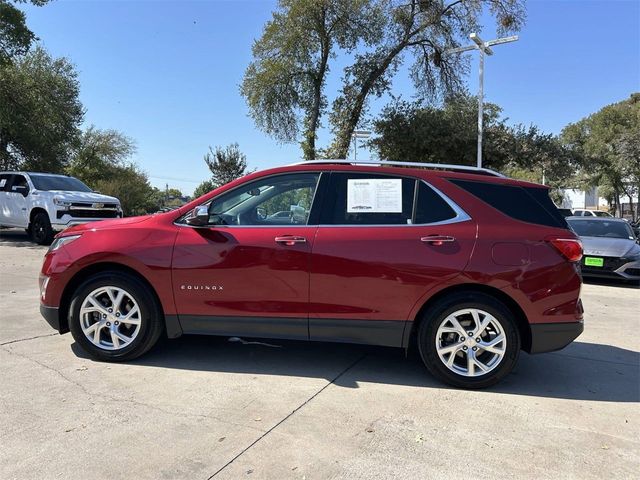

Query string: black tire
[68,271,164,362]
[30,211,54,245]
[417,292,520,389]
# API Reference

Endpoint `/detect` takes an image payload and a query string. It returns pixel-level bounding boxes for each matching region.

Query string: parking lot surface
[1,229,638,479]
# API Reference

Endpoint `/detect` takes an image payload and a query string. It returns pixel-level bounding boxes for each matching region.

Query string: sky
[20,0,640,195]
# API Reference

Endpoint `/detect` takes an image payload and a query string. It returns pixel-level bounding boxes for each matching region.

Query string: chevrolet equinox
[39,161,584,388]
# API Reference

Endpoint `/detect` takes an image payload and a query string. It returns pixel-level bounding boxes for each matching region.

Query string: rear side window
[0,174,10,191]
[450,179,567,228]
[415,181,457,224]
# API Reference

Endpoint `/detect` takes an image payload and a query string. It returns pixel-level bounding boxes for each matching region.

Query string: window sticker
[347,178,402,213]
[0,179,6,188]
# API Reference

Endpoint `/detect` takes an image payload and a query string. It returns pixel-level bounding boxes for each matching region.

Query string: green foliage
[328,0,526,158]
[203,143,252,188]
[370,94,575,200]
[193,179,215,199]
[66,126,136,184]
[260,186,314,217]
[67,127,161,215]
[0,0,50,66]
[92,166,161,216]
[0,46,83,171]
[241,0,383,159]
[561,93,640,219]
[166,188,183,198]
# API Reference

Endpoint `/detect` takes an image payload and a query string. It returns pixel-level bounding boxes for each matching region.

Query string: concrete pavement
[1,229,638,479]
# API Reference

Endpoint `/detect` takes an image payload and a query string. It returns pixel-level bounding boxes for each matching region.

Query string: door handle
[275,235,307,246]
[421,235,456,246]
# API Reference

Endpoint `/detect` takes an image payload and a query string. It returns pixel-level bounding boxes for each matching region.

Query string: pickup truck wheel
[418,293,520,389]
[30,212,54,245]
[68,272,164,362]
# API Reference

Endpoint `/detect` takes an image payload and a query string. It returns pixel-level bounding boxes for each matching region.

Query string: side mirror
[13,185,28,197]
[186,205,209,227]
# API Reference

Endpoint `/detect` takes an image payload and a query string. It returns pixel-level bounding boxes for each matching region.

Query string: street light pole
[351,130,371,161]
[445,33,518,168]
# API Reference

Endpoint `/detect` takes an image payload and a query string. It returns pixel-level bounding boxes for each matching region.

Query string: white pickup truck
[0,172,122,244]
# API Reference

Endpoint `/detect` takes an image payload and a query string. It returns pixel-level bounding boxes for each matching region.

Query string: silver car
[567,217,640,282]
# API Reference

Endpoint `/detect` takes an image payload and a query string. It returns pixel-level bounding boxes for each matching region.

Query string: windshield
[30,175,92,192]
[593,211,611,217]
[568,219,635,240]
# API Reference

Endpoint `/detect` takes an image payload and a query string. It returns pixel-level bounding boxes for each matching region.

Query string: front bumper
[581,258,640,281]
[40,304,63,333]
[52,211,122,231]
[528,321,584,354]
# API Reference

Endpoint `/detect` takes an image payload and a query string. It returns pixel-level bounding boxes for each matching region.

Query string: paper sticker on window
[0,179,5,188]
[347,178,402,213]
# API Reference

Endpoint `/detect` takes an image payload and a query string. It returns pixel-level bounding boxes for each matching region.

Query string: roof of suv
[252,162,546,189]
[0,171,71,177]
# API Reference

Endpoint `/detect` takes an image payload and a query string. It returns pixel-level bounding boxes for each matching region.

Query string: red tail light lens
[547,238,583,262]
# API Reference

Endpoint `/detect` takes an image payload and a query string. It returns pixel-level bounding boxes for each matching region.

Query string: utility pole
[351,130,371,161]
[446,33,518,168]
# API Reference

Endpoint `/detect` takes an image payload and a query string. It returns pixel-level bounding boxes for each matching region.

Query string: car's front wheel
[68,272,164,361]
[30,212,54,245]
[418,292,520,389]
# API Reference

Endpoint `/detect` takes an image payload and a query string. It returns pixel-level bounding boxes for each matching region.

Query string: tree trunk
[302,36,330,161]
[333,43,406,159]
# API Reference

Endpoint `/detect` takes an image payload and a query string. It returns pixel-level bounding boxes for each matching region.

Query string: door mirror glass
[186,205,210,227]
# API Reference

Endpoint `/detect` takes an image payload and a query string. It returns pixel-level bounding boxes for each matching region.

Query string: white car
[572,209,613,218]
[0,172,122,244]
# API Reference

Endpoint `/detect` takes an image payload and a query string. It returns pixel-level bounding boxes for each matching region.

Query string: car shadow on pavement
[583,277,640,289]
[72,336,639,403]
[0,229,44,249]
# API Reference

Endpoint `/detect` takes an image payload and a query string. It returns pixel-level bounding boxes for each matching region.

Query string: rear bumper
[40,304,62,332]
[528,321,584,354]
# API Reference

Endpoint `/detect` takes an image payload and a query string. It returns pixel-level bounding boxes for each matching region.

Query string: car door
[172,172,323,340]
[308,172,477,347]
[2,174,30,227]
[0,173,12,225]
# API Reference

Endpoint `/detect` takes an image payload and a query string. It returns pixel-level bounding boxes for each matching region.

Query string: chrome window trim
[176,173,471,229]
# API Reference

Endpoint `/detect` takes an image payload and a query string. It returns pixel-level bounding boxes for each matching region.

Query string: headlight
[48,234,81,252]
[53,197,72,207]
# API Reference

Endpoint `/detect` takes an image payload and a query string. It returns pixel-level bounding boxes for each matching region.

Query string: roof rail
[290,159,506,177]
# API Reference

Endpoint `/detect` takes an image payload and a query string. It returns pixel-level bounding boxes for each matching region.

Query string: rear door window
[320,173,415,225]
[450,179,567,228]
[321,172,460,226]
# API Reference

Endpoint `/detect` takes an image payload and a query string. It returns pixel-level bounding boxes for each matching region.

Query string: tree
[203,143,252,188]
[370,94,576,201]
[241,0,383,159]
[0,46,84,171]
[92,165,162,216]
[0,0,50,65]
[328,0,525,158]
[66,126,136,184]
[193,180,215,199]
[66,127,163,215]
[561,93,640,219]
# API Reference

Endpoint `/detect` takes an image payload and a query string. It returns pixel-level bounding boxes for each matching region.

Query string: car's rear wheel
[68,272,164,361]
[418,292,520,389]
[30,212,54,245]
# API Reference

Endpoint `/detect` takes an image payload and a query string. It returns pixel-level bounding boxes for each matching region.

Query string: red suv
[39,161,584,388]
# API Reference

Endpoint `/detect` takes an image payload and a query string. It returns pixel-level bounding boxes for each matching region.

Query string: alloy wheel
[79,286,142,350]
[435,308,506,377]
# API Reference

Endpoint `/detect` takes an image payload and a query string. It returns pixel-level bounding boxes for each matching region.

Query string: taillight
[547,237,583,262]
